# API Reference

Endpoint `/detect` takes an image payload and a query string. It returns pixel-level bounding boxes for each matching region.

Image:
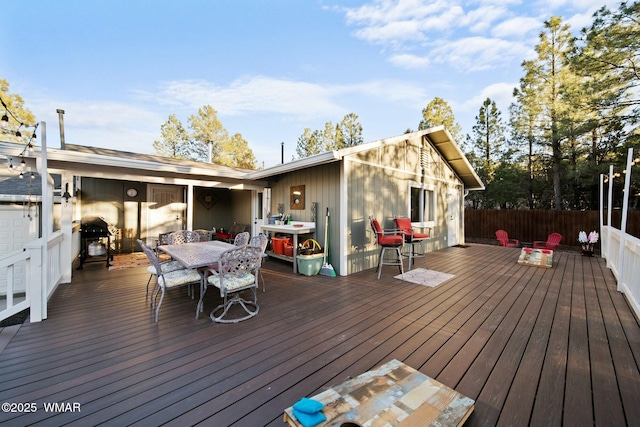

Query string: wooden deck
[0,244,639,426]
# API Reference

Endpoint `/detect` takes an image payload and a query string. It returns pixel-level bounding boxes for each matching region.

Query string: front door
[252,188,269,237]
[144,184,185,241]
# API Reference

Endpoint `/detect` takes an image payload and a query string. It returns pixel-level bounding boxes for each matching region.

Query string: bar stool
[370,216,404,280]
[394,217,429,270]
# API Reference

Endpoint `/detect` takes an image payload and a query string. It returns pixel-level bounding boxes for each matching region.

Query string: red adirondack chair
[495,230,519,247]
[533,233,563,251]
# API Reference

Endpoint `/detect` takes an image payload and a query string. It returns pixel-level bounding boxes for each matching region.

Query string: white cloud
[431,37,530,72]
[492,16,543,38]
[345,0,465,43]
[388,53,431,68]
[462,81,517,114]
[150,77,343,119]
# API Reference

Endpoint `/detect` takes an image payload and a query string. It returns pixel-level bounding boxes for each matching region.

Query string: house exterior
[248,127,484,275]
[1,126,482,284]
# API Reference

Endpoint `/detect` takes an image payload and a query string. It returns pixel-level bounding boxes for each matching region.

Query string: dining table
[158,240,237,318]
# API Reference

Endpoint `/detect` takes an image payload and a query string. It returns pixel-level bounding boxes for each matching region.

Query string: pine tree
[520,16,577,210]
[295,128,322,158]
[339,113,363,148]
[153,114,191,159]
[188,105,229,163]
[418,97,463,143]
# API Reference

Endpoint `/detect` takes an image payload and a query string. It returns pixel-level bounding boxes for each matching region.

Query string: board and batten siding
[345,136,465,274]
[267,162,341,270]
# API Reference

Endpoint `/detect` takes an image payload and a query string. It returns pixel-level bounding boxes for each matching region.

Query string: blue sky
[1,0,620,168]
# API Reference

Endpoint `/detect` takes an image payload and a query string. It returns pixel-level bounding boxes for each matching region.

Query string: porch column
[186,183,194,230]
[60,171,74,283]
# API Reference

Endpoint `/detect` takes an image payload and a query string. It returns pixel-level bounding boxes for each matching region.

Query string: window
[409,184,436,224]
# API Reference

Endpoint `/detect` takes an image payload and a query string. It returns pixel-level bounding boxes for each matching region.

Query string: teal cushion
[293,397,324,414]
[208,271,255,291]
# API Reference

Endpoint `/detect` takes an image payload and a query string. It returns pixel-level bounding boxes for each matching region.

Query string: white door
[0,205,39,294]
[447,191,460,246]
[252,188,270,236]
[144,184,185,241]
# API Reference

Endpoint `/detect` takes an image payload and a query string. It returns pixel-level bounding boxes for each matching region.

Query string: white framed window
[408,182,436,226]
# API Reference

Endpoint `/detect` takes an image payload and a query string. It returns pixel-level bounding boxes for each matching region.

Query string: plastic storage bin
[296,253,324,276]
[271,237,290,255]
[283,243,294,257]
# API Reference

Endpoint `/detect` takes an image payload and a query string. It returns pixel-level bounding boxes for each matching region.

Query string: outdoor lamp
[62,183,72,204]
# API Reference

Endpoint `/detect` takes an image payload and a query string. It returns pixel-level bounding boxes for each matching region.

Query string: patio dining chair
[370,216,404,280]
[233,231,250,246]
[495,230,520,247]
[533,233,563,251]
[249,233,269,291]
[202,245,262,323]
[138,240,201,322]
[166,230,201,245]
[394,217,430,271]
[136,239,184,297]
[194,229,212,242]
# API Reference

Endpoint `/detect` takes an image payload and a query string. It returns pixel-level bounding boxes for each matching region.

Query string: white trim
[407,180,438,228]
[339,158,348,276]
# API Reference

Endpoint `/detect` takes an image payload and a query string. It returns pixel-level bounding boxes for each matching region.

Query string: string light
[0,93,37,149]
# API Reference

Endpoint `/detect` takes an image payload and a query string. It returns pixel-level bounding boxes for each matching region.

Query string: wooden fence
[464,209,640,248]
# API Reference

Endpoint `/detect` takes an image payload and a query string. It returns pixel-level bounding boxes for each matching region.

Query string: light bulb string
[0,93,38,143]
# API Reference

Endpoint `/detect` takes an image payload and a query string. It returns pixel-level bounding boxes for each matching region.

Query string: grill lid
[81,216,111,236]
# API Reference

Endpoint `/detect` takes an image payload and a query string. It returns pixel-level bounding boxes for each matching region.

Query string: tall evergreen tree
[154,105,256,168]
[338,113,363,148]
[521,16,577,209]
[466,98,507,208]
[295,128,322,158]
[510,76,544,209]
[219,133,257,169]
[188,105,229,163]
[418,97,463,143]
[153,114,191,159]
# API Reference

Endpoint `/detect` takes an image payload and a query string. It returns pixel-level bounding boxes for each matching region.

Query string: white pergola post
[617,148,633,292]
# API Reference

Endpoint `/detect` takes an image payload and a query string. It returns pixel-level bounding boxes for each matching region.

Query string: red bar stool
[394,217,430,270]
[370,216,404,280]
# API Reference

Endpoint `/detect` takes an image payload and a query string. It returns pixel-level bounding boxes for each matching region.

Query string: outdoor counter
[260,222,316,274]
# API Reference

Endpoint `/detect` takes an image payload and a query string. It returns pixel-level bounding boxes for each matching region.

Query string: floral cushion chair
[201,245,262,323]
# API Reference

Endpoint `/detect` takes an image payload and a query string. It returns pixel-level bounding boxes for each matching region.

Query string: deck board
[0,244,638,426]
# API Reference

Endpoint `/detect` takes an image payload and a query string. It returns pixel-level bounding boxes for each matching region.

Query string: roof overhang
[246,127,484,190]
[245,151,341,180]
[0,142,268,190]
[420,126,484,190]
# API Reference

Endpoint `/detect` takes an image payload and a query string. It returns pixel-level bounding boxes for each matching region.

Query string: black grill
[81,216,110,237]
[78,217,112,269]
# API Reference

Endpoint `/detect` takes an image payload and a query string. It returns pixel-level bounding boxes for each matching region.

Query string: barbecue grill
[78,216,112,269]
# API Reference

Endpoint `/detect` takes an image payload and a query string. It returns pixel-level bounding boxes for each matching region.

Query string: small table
[517,247,554,268]
[159,240,237,317]
[283,359,474,427]
[260,222,316,274]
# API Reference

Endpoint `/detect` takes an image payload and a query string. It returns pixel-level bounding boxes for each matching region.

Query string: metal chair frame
[203,245,262,323]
